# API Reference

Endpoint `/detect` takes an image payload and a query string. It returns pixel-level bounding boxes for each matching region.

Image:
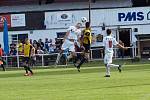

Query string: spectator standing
[37,47,44,54]
[0,44,5,71]
[30,39,33,45]
[10,48,17,55]
[118,40,124,58]
[55,38,61,52]
[45,38,49,52]
[49,39,53,45]
[31,46,36,66]
[49,44,55,53]
[37,39,44,50]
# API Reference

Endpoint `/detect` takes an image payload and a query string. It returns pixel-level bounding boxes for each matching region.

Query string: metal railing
[1,47,135,68]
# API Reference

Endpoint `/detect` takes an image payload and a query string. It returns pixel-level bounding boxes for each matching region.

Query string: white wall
[0,24,150,48]
[0,31,30,48]
[45,7,150,29]
[1,7,150,48]
[0,30,60,48]
[29,29,58,44]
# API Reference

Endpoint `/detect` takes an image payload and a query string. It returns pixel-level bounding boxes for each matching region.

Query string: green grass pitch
[0,60,150,100]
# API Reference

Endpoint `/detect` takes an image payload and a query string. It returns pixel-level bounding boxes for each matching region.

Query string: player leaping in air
[74,22,92,72]
[103,29,128,77]
[55,23,82,67]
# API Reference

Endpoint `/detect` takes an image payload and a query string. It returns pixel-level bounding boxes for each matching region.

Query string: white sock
[56,53,62,64]
[105,65,110,75]
[108,64,119,67]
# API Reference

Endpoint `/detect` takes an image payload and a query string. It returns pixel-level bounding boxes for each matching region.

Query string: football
[81,17,87,23]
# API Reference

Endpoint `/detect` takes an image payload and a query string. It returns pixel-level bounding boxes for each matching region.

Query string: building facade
[0,6,150,57]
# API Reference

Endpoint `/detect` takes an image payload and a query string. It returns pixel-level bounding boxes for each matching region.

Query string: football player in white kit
[74,23,82,48]
[103,29,128,77]
[55,23,82,66]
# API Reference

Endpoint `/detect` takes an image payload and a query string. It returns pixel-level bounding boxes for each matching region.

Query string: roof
[0,0,132,13]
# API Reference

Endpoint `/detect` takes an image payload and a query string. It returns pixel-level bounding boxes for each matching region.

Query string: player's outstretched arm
[117,44,128,50]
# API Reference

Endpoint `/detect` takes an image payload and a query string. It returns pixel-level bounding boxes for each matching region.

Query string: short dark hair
[0,44,1,48]
[106,29,112,35]
[85,22,90,28]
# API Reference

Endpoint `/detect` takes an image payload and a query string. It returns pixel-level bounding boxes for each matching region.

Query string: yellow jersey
[24,43,32,57]
[18,43,23,52]
[82,28,92,44]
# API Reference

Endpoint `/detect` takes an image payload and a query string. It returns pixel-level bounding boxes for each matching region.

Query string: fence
[1,47,135,68]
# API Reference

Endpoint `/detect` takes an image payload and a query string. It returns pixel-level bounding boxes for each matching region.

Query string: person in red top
[0,44,5,71]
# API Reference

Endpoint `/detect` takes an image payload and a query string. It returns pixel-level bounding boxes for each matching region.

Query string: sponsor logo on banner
[11,14,26,27]
[118,11,150,22]
[57,13,72,21]
[0,15,11,28]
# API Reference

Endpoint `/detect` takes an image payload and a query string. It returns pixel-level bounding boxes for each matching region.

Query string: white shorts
[61,39,75,52]
[104,53,113,64]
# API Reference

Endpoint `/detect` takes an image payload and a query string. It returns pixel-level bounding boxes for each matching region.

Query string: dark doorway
[18,34,28,44]
[57,32,66,38]
[11,34,28,44]
[119,29,131,57]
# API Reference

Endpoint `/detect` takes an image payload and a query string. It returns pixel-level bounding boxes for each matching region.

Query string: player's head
[25,38,30,44]
[0,44,1,48]
[68,26,76,32]
[75,23,82,29]
[85,22,90,28]
[106,29,112,36]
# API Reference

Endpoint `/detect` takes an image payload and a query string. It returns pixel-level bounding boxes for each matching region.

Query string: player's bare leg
[55,50,63,65]
[24,62,33,76]
[26,63,33,76]
[0,60,5,71]
[75,49,89,72]
[1,64,5,71]
[23,62,29,76]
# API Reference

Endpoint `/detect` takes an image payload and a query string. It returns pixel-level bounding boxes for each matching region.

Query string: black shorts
[23,57,30,64]
[83,43,90,53]
[0,57,5,64]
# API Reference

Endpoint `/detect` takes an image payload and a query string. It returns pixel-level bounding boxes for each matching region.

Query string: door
[11,34,28,44]
[18,34,28,44]
[118,28,131,57]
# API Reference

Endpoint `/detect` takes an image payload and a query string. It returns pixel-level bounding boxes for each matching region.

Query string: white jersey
[103,35,118,54]
[75,28,81,47]
[61,26,79,52]
[76,29,81,39]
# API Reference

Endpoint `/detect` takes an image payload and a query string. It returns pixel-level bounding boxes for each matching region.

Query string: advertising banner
[11,14,26,27]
